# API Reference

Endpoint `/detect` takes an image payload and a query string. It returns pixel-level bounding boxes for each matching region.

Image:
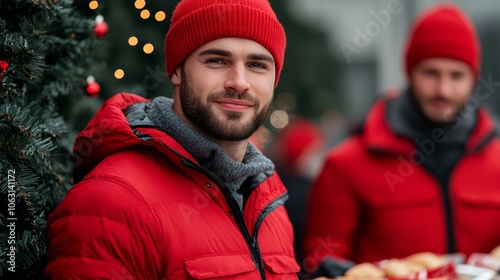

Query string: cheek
[412,78,433,101]
[252,79,274,101]
[191,76,219,98]
[249,71,274,87]
[453,80,474,101]
[260,88,274,107]
[411,75,433,95]
[417,78,436,96]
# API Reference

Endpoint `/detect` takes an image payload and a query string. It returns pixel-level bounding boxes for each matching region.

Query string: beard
[179,68,271,142]
[410,89,466,124]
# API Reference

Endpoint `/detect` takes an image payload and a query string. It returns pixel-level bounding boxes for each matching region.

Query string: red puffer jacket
[45,93,299,279]
[304,96,500,271]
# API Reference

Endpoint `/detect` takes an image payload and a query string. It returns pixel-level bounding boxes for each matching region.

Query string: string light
[89,1,99,10]
[155,11,166,22]
[128,36,138,46]
[134,0,146,9]
[270,110,289,129]
[254,126,272,148]
[140,9,150,19]
[143,43,154,54]
[275,91,297,111]
[114,69,125,79]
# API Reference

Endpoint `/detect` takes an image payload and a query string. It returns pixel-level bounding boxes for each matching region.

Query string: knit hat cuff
[406,38,480,77]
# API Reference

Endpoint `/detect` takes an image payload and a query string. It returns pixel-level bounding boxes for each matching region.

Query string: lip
[215,99,253,111]
[429,99,450,109]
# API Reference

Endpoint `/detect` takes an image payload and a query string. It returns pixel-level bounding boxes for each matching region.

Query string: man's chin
[425,111,457,124]
[205,119,256,140]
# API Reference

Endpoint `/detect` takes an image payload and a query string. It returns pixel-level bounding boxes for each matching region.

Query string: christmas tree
[0,0,105,278]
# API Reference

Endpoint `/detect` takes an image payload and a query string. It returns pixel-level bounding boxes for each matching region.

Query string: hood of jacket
[72,93,199,183]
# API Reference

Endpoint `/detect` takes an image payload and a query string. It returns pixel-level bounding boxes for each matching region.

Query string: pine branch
[0,0,106,277]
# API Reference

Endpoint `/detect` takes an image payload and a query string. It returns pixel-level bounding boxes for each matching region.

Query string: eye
[248,62,267,69]
[451,72,464,80]
[422,68,439,78]
[206,58,226,65]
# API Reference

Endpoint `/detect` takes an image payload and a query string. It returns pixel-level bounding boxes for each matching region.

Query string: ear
[171,67,181,86]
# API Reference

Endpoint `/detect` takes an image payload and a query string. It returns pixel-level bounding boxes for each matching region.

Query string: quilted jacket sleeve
[45,178,163,279]
[303,153,360,273]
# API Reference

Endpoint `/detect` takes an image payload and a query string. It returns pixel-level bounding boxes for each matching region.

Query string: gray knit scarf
[143,96,274,210]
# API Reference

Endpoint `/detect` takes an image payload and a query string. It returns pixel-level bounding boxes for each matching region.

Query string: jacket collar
[362,94,497,155]
[73,93,196,183]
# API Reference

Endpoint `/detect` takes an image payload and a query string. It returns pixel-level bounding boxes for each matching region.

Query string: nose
[224,63,251,93]
[436,76,453,98]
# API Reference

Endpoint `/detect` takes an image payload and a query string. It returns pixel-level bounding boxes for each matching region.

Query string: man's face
[410,58,475,124]
[172,37,275,142]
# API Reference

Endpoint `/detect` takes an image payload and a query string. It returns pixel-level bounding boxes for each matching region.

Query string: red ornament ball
[0,60,9,83]
[0,60,8,71]
[86,76,100,96]
[86,82,100,96]
[94,15,108,39]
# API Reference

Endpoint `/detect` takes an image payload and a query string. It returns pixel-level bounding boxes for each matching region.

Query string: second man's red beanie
[404,3,481,78]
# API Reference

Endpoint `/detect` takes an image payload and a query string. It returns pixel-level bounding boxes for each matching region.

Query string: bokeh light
[128,36,138,46]
[270,110,289,129]
[140,9,150,19]
[114,69,125,79]
[134,0,146,9]
[155,11,166,22]
[143,43,154,54]
[274,91,297,112]
[89,1,98,10]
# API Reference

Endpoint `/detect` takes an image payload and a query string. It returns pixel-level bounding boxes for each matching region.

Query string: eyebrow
[248,54,274,65]
[198,48,275,65]
[199,48,231,57]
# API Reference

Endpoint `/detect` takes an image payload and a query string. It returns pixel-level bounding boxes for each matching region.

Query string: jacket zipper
[368,145,457,253]
[441,179,455,253]
[441,131,497,252]
[252,192,289,245]
[182,159,269,279]
[134,135,288,278]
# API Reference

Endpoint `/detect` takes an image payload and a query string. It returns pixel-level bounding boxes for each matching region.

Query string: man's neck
[386,88,477,144]
[212,139,248,163]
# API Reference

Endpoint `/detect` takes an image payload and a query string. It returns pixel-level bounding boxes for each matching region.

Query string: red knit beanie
[404,3,481,78]
[165,0,286,87]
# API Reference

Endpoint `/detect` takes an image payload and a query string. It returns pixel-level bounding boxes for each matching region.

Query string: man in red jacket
[45,0,300,279]
[304,3,500,278]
